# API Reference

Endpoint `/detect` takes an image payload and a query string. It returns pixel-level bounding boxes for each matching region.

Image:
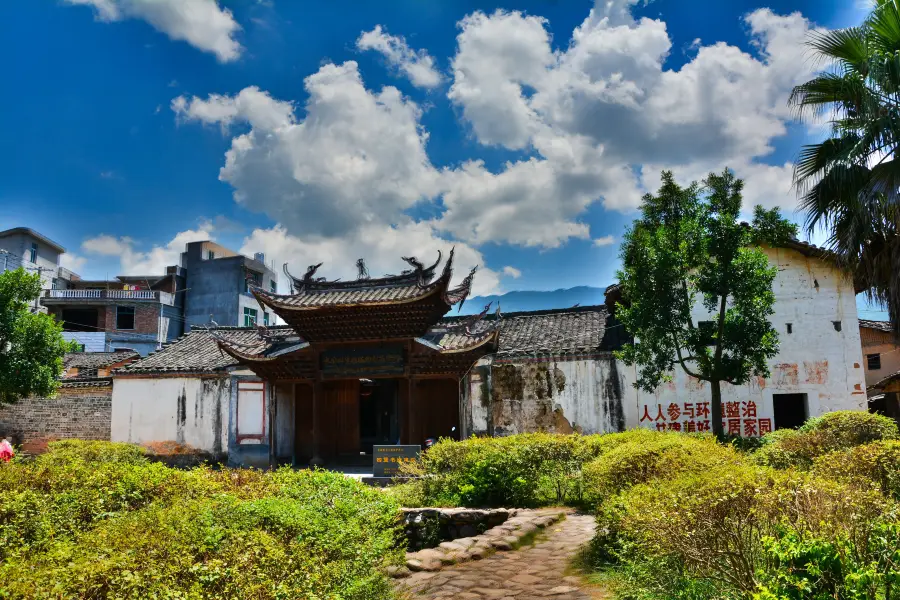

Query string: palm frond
[806,27,869,74]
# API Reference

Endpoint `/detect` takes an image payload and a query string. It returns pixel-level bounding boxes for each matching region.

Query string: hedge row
[0,441,402,600]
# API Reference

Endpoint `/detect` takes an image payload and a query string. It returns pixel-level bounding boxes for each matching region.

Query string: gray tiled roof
[117,327,293,374]
[860,319,893,332]
[257,281,439,308]
[491,307,608,357]
[60,378,112,389]
[64,351,139,370]
[117,306,611,374]
[416,326,497,352]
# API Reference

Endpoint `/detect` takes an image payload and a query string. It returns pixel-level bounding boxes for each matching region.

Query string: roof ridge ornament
[356,258,369,281]
[443,261,477,313]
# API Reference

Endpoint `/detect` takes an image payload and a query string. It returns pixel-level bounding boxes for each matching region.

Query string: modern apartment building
[41,269,186,356]
[180,241,279,331]
[0,227,79,311]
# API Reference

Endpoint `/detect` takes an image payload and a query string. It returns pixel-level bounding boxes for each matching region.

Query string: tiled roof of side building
[442,305,610,358]
[64,351,140,370]
[860,319,894,332]
[117,327,294,374]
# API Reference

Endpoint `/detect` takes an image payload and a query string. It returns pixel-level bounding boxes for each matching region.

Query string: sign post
[373,444,420,478]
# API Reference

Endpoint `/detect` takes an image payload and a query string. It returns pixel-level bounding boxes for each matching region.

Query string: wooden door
[294,383,314,462]
[325,380,360,457]
[418,379,461,441]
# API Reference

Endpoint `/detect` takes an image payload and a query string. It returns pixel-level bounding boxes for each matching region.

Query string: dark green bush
[0,443,402,599]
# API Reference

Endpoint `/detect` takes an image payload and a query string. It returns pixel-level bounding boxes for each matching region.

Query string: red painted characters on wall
[639,400,770,437]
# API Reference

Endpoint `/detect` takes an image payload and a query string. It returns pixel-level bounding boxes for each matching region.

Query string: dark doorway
[359,379,398,453]
[773,393,808,430]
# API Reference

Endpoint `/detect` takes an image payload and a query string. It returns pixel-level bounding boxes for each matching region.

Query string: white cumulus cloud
[357,25,443,89]
[59,252,87,273]
[170,1,823,295]
[82,223,215,275]
[239,223,499,297]
[502,266,522,279]
[64,0,242,62]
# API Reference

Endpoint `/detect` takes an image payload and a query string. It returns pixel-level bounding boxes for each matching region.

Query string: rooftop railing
[44,289,174,306]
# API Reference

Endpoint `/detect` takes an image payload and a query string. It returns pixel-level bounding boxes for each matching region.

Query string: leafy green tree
[615,169,796,436]
[0,268,74,404]
[790,0,900,337]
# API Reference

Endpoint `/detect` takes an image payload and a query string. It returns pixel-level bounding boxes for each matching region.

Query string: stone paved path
[396,514,602,599]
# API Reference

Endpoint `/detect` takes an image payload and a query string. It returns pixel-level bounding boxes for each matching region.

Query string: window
[263,312,270,326]
[29,242,37,263]
[244,270,262,293]
[270,279,277,294]
[697,321,717,346]
[236,381,266,442]
[867,353,882,370]
[207,250,215,260]
[116,306,135,330]
[786,323,793,334]
[243,307,258,327]
[833,321,842,332]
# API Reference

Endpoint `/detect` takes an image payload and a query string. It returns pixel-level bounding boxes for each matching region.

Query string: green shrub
[595,462,888,597]
[799,410,899,444]
[813,440,900,500]
[754,514,900,600]
[396,429,682,508]
[754,428,828,469]
[37,439,148,465]
[755,411,898,470]
[399,433,600,507]
[582,434,742,505]
[0,444,402,599]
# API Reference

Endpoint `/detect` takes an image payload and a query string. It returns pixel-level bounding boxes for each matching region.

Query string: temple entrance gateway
[217,249,499,468]
[359,379,399,453]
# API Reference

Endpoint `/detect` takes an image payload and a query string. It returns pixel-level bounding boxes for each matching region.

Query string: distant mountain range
[456,286,608,315]
[456,286,890,321]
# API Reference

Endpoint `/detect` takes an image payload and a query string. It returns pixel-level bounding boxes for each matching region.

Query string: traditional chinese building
[108,240,870,468]
[113,250,501,467]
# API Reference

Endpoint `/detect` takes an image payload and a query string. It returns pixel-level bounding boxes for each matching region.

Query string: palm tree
[790,0,900,338]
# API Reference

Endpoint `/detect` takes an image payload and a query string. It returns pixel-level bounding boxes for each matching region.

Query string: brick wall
[0,383,112,453]
[104,304,159,335]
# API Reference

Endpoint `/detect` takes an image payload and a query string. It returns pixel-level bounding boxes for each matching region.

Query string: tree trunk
[710,378,724,436]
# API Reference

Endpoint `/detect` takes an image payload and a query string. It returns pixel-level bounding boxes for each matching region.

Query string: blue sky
[0,0,883,316]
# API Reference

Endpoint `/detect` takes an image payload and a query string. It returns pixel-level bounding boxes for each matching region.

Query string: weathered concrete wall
[467,355,632,436]
[0,384,111,452]
[111,376,228,454]
[182,242,278,330]
[629,247,866,435]
[466,247,867,436]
